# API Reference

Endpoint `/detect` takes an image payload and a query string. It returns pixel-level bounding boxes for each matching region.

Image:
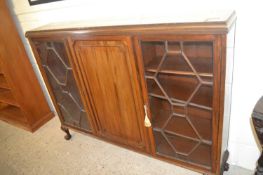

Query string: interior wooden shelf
[147,75,197,102]
[165,132,199,155]
[150,97,212,143]
[147,74,213,108]
[188,107,212,141]
[154,130,176,157]
[145,56,213,78]
[146,68,213,78]
[0,74,10,89]
[0,104,26,123]
[153,125,212,145]
[153,130,212,168]
[152,109,171,129]
[187,143,212,167]
[0,88,19,107]
[149,93,212,111]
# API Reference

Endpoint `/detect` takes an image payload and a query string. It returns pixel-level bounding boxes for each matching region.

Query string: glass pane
[141,40,213,169]
[35,41,92,132]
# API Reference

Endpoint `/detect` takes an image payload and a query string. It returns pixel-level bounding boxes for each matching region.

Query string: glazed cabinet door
[136,35,220,171]
[71,36,148,151]
[31,39,92,132]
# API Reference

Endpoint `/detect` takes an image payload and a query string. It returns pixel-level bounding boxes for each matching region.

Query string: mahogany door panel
[72,37,148,150]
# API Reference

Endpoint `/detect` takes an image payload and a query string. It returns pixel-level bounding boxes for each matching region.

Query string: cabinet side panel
[220,23,236,171]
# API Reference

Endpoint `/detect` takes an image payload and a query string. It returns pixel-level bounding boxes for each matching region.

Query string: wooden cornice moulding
[26,10,236,37]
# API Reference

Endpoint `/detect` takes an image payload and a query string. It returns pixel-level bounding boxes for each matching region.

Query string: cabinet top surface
[26,10,236,36]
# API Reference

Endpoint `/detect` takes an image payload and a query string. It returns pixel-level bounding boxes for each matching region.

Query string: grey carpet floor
[0,117,253,175]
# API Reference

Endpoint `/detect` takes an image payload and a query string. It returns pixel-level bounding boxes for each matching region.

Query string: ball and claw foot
[224,162,230,171]
[256,166,263,175]
[61,126,71,140]
[255,152,263,175]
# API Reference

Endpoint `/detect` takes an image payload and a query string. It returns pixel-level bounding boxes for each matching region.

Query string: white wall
[7,0,263,171]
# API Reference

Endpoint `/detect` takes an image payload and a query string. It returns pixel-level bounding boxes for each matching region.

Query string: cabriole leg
[256,151,263,175]
[61,126,71,140]
[220,150,230,175]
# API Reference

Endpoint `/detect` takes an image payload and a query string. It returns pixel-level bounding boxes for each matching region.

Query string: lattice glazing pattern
[142,41,213,169]
[35,41,91,132]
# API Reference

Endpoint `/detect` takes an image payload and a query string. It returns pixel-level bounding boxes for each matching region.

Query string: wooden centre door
[71,36,149,151]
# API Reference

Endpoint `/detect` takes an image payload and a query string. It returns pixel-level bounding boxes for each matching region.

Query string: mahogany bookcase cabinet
[26,11,236,175]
